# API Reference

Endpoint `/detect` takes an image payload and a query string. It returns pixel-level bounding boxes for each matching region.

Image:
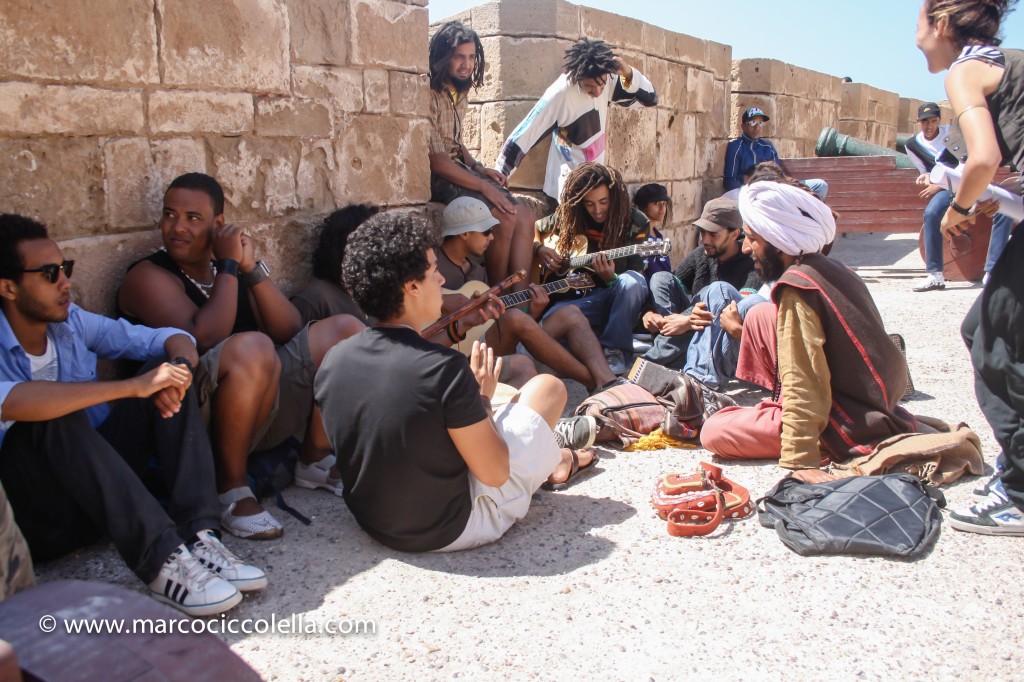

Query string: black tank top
[120,250,260,334]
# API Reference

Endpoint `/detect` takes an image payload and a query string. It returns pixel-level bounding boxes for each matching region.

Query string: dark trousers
[0,388,220,584]
[961,223,1024,510]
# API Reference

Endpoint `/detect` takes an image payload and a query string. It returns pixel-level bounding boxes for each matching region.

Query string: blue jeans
[923,188,1015,274]
[546,270,648,354]
[642,272,767,387]
[804,178,829,201]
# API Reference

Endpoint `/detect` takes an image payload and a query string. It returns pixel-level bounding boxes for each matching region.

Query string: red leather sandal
[651,462,754,537]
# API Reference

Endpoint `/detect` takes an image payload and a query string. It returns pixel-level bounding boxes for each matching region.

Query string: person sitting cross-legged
[641,197,767,390]
[438,197,619,391]
[117,173,364,540]
[0,214,264,616]
[314,212,599,552]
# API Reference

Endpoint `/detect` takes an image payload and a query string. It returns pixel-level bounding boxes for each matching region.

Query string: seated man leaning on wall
[494,38,658,204]
[699,180,920,483]
[428,20,535,287]
[641,197,766,390]
[724,107,829,200]
[117,173,364,540]
[438,197,619,392]
[314,212,599,553]
[0,214,264,616]
[533,162,651,376]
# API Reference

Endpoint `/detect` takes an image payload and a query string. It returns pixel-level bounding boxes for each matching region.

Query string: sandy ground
[36,231,1024,681]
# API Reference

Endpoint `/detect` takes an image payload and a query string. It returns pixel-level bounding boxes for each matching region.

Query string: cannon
[895,133,913,154]
[815,127,918,169]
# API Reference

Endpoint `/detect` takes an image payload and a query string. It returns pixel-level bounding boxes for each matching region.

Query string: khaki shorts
[194,325,316,453]
[435,402,560,552]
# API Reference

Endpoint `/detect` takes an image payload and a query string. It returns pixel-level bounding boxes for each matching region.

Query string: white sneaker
[949,482,1024,536]
[219,487,284,540]
[149,546,241,617]
[294,454,344,497]
[603,347,627,375]
[189,529,268,591]
[912,273,945,292]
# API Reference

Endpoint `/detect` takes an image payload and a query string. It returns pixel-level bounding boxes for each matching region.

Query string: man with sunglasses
[724,107,829,199]
[0,213,265,616]
[437,197,618,392]
[494,38,657,203]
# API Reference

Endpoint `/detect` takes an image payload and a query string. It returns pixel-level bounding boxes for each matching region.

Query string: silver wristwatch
[242,259,271,287]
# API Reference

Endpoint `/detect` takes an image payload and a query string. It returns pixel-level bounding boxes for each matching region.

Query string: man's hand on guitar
[535,245,565,273]
[526,284,550,319]
[462,292,505,330]
[592,253,616,284]
[642,310,665,333]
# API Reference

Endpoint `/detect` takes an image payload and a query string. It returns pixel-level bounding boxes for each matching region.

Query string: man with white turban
[701,180,918,482]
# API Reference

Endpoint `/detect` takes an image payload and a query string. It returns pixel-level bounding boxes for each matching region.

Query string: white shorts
[435,402,561,552]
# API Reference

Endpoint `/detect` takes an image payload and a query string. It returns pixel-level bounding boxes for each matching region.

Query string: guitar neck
[499,278,572,307]
[569,244,639,270]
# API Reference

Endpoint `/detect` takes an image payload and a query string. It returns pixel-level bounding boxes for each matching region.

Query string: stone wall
[838,82,900,148]
[0,0,430,314]
[730,59,842,158]
[438,0,731,261]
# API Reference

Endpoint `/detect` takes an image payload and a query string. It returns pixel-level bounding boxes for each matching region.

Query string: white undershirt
[25,333,58,382]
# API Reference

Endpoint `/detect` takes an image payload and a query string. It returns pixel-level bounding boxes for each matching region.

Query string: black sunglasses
[481,229,493,237]
[21,260,74,284]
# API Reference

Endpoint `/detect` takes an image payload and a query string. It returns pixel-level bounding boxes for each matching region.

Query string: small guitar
[536,234,671,300]
[442,272,596,351]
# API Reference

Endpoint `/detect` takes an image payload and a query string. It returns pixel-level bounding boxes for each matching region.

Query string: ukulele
[441,272,596,352]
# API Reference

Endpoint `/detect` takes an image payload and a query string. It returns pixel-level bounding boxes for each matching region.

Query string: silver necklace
[182,263,217,299]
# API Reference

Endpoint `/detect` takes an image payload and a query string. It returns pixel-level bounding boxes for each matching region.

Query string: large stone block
[696,136,727,181]
[837,119,869,141]
[295,139,338,213]
[292,65,365,116]
[475,36,567,103]
[641,24,668,58]
[579,6,644,52]
[288,0,348,66]
[60,230,163,316]
[255,97,332,137]
[731,58,781,94]
[103,138,158,229]
[151,138,208,192]
[148,91,253,135]
[645,58,687,113]
[605,105,657,183]
[840,83,870,120]
[470,0,580,40]
[462,103,483,153]
[390,71,430,116]
[505,136,550,192]
[0,83,143,137]
[687,68,714,114]
[208,136,303,220]
[363,69,390,113]
[243,219,321,295]
[332,115,430,205]
[158,0,289,93]
[655,110,695,182]
[349,0,428,71]
[706,40,731,81]
[664,31,706,69]
[0,138,104,239]
[709,79,729,136]
[0,0,158,85]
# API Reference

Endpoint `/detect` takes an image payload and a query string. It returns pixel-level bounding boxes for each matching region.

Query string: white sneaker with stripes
[148,546,241,617]
[189,530,268,592]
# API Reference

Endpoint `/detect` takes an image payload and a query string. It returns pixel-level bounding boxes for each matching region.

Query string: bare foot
[546,448,597,487]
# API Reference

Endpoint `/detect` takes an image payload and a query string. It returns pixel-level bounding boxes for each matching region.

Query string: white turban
[738,181,836,256]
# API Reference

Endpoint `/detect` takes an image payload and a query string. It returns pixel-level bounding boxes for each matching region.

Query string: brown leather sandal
[541,449,600,492]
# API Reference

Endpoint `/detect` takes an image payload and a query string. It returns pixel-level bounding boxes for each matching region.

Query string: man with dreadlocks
[427,20,536,288]
[699,179,918,483]
[534,162,650,376]
[494,38,657,202]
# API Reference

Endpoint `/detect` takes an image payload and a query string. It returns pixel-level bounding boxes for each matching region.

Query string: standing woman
[917,0,1024,535]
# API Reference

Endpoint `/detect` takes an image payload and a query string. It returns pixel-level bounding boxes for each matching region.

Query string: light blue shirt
[0,304,192,447]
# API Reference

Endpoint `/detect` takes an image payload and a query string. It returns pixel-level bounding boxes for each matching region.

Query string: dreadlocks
[563,38,618,84]
[428,21,485,93]
[554,162,632,255]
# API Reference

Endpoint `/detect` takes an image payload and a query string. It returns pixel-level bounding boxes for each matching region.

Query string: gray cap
[693,197,741,233]
[441,196,499,238]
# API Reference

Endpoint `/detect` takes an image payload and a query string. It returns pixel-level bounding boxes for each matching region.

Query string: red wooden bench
[782,156,1013,281]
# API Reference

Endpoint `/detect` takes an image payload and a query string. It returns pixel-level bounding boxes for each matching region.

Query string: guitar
[536,233,671,300]
[442,272,596,353]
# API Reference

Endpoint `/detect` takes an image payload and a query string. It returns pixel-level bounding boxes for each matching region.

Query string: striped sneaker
[148,546,241,617]
[950,481,1024,537]
[189,530,268,592]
